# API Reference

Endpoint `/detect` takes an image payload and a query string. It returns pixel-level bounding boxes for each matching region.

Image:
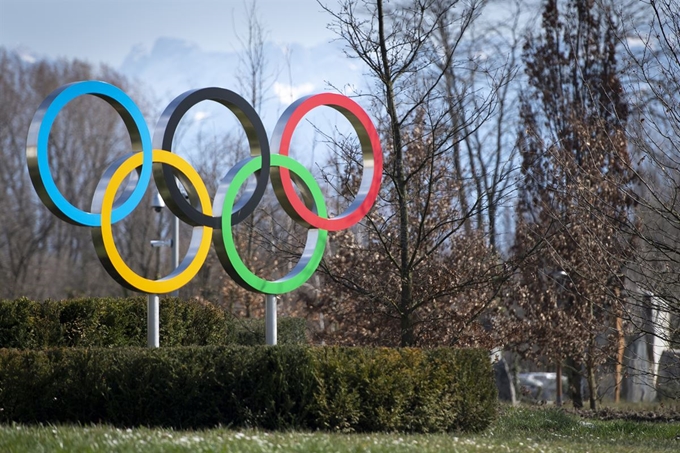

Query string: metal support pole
[147,293,159,348]
[265,294,277,345]
[171,214,180,298]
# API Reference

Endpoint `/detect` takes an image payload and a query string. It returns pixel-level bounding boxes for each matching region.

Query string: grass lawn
[0,406,678,452]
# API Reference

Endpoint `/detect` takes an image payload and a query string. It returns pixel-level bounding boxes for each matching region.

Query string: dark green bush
[0,297,307,347]
[231,317,308,346]
[0,346,496,432]
[310,347,497,432]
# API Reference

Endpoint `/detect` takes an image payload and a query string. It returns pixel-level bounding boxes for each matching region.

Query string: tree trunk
[400,307,415,347]
[566,356,583,408]
[587,335,598,410]
[376,0,413,346]
[587,360,597,410]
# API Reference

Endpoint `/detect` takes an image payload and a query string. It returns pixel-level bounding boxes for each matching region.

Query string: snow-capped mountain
[120,37,366,127]
[118,37,369,166]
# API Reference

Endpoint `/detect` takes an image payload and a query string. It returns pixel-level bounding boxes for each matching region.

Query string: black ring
[152,88,270,228]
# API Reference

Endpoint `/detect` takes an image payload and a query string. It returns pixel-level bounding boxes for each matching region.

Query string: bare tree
[432,0,526,250]
[183,2,304,314]
[235,0,276,112]
[611,0,680,399]
[510,0,636,409]
[0,48,157,299]
[311,0,514,347]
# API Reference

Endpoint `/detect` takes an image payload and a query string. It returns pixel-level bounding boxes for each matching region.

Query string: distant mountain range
[119,37,371,167]
[10,37,370,168]
[120,37,366,126]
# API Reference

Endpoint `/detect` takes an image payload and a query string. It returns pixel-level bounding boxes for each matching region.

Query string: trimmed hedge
[0,297,306,347]
[0,346,496,432]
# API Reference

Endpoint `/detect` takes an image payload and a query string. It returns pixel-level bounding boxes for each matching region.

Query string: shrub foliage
[0,297,306,347]
[0,298,496,432]
[0,346,496,432]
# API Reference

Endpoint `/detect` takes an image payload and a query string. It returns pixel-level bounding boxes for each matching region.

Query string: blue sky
[0,0,359,141]
[0,0,367,178]
[0,0,337,66]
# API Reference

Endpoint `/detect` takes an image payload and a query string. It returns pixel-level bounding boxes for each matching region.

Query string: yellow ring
[99,149,213,293]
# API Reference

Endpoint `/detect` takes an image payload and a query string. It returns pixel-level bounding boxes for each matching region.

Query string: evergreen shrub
[0,297,306,347]
[0,346,496,432]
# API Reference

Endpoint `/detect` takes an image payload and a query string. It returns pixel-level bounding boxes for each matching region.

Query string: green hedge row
[0,346,496,432]
[0,297,306,347]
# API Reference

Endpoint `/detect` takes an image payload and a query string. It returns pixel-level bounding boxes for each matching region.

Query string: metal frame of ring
[92,150,213,294]
[153,88,270,228]
[214,154,328,294]
[27,81,153,227]
[270,93,383,231]
[26,81,383,295]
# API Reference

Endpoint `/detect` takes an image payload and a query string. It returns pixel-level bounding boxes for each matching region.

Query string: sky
[0,0,358,160]
[0,0,337,67]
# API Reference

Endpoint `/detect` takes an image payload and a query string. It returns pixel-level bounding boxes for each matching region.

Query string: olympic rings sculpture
[26,81,382,295]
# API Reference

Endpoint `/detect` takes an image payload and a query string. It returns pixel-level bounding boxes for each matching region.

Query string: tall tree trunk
[400,309,415,347]
[566,356,584,408]
[376,0,414,346]
[587,335,598,410]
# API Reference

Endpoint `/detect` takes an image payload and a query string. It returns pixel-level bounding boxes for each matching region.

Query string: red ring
[270,93,382,231]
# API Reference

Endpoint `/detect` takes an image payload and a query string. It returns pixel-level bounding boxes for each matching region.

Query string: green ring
[216,154,327,294]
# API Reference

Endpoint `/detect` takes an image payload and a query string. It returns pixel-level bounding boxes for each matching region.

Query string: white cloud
[193,110,210,122]
[273,82,315,105]
[626,36,649,50]
[19,52,36,64]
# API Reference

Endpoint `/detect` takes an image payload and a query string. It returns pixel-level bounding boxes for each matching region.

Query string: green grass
[487,406,679,452]
[0,407,678,452]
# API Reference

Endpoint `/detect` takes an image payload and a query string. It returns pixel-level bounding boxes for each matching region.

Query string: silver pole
[147,293,160,348]
[171,214,180,297]
[265,294,277,345]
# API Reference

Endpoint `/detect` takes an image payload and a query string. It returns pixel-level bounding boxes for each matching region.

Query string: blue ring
[32,81,152,226]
